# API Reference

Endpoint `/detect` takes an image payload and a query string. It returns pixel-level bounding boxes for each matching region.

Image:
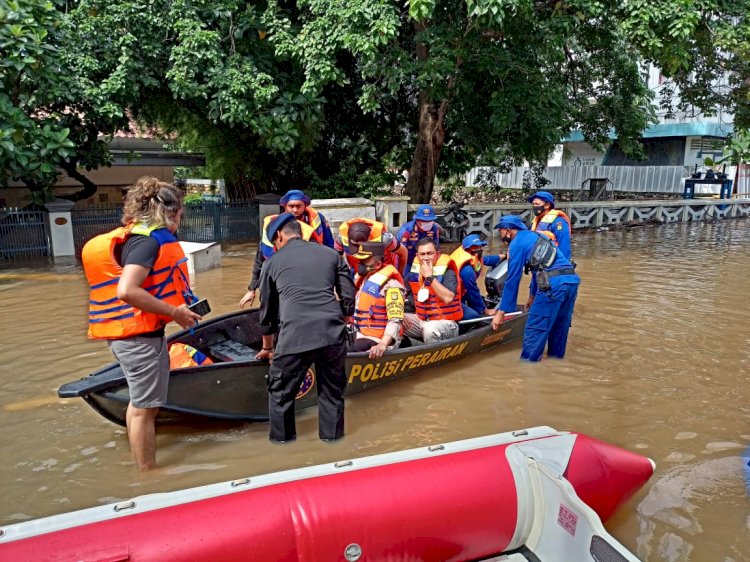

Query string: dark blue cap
[493,215,528,231]
[527,191,555,207]
[462,234,488,249]
[414,204,437,221]
[266,212,296,242]
[279,189,311,206]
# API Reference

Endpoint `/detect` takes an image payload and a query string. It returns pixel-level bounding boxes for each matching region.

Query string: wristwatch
[424,275,435,285]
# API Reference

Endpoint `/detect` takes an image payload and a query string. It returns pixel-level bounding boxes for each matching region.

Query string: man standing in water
[528,191,573,260]
[82,177,201,471]
[256,213,356,443]
[491,215,580,361]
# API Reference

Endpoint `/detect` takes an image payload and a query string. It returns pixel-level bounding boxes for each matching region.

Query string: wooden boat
[0,427,654,561]
[58,307,527,426]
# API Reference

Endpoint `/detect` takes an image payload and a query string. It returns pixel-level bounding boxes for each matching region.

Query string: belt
[545,268,576,278]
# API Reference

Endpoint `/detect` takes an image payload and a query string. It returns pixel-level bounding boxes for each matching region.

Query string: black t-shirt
[116,234,164,337]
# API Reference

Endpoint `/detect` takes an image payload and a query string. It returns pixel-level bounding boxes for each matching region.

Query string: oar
[458,310,523,325]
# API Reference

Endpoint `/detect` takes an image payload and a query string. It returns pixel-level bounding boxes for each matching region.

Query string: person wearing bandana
[397,204,440,275]
[527,191,572,260]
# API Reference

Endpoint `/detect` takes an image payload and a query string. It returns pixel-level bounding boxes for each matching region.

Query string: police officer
[397,204,440,274]
[490,215,580,362]
[528,191,573,259]
[256,213,356,443]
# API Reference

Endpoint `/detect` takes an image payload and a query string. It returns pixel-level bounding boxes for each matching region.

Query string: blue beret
[266,212,296,242]
[527,191,555,207]
[493,215,528,231]
[461,234,488,249]
[279,189,311,206]
[414,204,437,221]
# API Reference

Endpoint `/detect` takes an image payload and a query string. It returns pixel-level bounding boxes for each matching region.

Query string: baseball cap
[414,204,437,221]
[527,191,555,207]
[493,215,528,231]
[461,234,488,249]
[265,212,296,242]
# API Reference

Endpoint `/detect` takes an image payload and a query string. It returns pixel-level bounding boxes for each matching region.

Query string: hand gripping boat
[0,427,654,561]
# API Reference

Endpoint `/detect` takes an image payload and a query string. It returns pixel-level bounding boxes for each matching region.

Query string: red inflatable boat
[0,426,653,561]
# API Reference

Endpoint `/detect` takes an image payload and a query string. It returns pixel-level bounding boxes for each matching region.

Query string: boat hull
[60,307,527,426]
[0,427,653,562]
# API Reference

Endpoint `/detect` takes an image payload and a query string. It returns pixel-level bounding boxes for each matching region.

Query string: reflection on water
[2,220,750,560]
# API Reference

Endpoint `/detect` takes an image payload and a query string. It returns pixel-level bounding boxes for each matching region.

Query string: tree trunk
[403,20,450,204]
[59,161,99,202]
[403,96,447,204]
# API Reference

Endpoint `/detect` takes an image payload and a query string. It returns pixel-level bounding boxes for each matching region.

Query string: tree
[0,0,127,203]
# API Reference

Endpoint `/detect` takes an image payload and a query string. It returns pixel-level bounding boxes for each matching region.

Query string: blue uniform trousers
[461,303,481,320]
[521,278,579,362]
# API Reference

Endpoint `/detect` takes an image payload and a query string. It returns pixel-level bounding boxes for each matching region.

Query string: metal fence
[466,165,691,193]
[71,202,259,255]
[180,202,258,243]
[71,207,123,255]
[0,207,50,260]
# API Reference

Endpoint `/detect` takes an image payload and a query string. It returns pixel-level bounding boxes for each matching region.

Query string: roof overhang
[563,122,734,143]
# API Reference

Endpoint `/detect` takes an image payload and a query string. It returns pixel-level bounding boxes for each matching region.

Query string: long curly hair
[121,177,183,230]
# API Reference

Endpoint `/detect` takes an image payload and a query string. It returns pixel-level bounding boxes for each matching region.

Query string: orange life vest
[405,254,463,321]
[354,264,405,338]
[260,214,316,259]
[450,247,482,278]
[169,342,214,369]
[302,206,326,245]
[338,219,400,270]
[83,223,193,340]
[531,209,571,246]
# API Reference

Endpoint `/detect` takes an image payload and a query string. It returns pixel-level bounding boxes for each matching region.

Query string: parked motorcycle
[435,201,469,243]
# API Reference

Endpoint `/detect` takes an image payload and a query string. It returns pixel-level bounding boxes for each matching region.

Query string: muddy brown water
[1,219,749,561]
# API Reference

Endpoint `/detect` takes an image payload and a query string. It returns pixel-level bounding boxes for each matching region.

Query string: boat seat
[208,340,260,362]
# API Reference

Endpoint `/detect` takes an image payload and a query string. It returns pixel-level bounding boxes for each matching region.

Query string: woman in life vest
[528,191,572,260]
[240,189,332,309]
[350,241,408,359]
[403,238,463,344]
[82,177,201,471]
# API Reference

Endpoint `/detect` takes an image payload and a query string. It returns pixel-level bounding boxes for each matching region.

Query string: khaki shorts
[108,336,170,409]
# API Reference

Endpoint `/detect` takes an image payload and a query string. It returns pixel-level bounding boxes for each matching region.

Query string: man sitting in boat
[350,241,408,359]
[240,189,334,309]
[403,238,463,343]
[397,204,440,275]
[449,234,498,320]
[335,218,408,276]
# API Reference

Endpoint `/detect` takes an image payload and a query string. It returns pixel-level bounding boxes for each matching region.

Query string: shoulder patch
[556,222,563,230]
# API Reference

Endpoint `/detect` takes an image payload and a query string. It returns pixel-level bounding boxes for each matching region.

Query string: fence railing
[466,165,693,194]
[70,202,259,255]
[0,207,49,260]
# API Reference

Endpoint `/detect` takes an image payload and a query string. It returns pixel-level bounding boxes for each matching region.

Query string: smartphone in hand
[188,299,211,317]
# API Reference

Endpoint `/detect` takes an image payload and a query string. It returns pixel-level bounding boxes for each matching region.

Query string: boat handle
[428,445,445,452]
[0,529,5,538]
[335,460,353,468]
[512,430,528,437]
[113,501,136,512]
[231,478,251,487]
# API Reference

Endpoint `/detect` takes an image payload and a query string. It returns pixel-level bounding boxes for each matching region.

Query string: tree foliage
[0,0,127,201]
[4,0,750,203]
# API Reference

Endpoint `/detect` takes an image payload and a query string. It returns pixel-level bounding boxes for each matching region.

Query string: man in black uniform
[256,213,356,443]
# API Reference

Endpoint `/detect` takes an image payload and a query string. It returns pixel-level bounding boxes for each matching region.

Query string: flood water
[1,219,749,561]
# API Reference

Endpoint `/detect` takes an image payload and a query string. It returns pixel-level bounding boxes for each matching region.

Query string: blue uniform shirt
[459,264,486,314]
[536,215,571,259]
[498,230,577,313]
[397,220,439,273]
